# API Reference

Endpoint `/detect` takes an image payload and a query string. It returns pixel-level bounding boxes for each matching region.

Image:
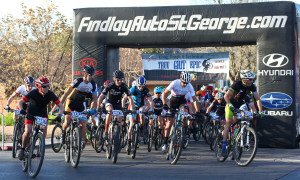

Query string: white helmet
[132,80,137,87]
[223,86,229,91]
[215,92,224,99]
[240,70,255,79]
[180,71,191,83]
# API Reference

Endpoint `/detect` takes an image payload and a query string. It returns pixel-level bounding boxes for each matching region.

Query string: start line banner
[142,52,229,82]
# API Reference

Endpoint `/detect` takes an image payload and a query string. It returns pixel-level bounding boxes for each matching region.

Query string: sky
[0,0,298,20]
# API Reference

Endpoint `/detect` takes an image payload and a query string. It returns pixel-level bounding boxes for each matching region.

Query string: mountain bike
[190,113,204,141]
[6,109,25,159]
[120,111,129,149]
[94,112,106,153]
[210,114,225,151]
[106,110,123,163]
[166,108,189,165]
[63,111,85,168]
[85,116,96,149]
[21,115,47,178]
[126,110,139,159]
[51,114,63,153]
[147,114,162,152]
[215,110,258,167]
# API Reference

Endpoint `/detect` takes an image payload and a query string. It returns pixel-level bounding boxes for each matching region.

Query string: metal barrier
[1,112,5,151]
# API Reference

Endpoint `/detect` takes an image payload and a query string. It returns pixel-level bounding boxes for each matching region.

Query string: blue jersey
[130,86,152,108]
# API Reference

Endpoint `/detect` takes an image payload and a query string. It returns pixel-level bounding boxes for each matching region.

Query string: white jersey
[15,85,36,96]
[166,79,195,97]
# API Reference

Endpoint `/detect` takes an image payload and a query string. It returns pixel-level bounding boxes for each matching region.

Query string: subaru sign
[261,92,293,109]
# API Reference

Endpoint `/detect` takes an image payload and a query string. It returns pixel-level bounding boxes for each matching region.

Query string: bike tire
[112,125,120,163]
[193,122,201,141]
[94,126,105,153]
[233,127,258,167]
[121,122,128,148]
[143,122,149,144]
[132,124,139,159]
[183,127,188,149]
[70,126,81,168]
[21,155,28,172]
[155,132,162,151]
[169,126,184,165]
[28,133,45,178]
[148,126,154,152]
[12,123,20,158]
[51,124,63,153]
[210,124,218,151]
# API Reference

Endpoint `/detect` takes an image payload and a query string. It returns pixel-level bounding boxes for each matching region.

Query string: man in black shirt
[18,76,64,160]
[97,70,135,139]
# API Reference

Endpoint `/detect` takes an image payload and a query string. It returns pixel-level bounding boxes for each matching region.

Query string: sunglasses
[42,85,49,88]
[156,92,161,94]
[247,78,254,81]
[181,82,188,85]
[138,85,145,88]
[116,79,123,82]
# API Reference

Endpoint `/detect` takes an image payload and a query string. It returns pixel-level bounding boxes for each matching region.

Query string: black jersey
[152,97,163,110]
[230,80,257,105]
[102,82,131,104]
[22,89,60,117]
[211,99,226,116]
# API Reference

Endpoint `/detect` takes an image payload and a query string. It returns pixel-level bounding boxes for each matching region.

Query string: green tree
[0,3,72,97]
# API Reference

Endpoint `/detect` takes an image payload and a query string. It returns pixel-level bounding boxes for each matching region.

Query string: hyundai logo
[262,54,289,68]
[261,92,292,109]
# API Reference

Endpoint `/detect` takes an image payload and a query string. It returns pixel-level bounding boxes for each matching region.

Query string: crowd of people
[4,65,264,163]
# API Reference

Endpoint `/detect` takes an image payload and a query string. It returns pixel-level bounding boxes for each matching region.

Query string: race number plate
[14,110,21,116]
[35,117,47,127]
[112,110,123,117]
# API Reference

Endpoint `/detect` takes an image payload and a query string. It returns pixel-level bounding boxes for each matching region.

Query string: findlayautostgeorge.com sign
[142,52,229,82]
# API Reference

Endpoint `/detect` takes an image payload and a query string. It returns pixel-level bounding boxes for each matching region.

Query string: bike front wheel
[233,126,257,167]
[28,133,45,178]
[70,127,81,168]
[169,127,184,165]
[94,126,105,153]
[132,124,139,159]
[12,123,22,158]
[112,125,120,163]
[51,124,63,153]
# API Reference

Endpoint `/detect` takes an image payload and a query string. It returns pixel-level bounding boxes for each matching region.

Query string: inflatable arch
[73,1,300,148]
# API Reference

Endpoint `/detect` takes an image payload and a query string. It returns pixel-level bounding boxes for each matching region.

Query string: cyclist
[151,86,164,135]
[206,92,226,124]
[222,70,263,157]
[125,76,154,147]
[161,71,200,152]
[17,76,64,160]
[5,76,36,111]
[203,86,214,111]
[97,70,135,141]
[59,65,98,149]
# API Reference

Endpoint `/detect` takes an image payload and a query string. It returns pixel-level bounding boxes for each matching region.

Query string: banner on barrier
[142,52,229,82]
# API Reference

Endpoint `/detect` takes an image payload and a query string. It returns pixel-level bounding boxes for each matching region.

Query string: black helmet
[83,65,95,75]
[113,70,124,79]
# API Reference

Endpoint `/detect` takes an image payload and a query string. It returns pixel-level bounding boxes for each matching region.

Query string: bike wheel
[106,128,112,159]
[209,123,216,151]
[183,127,188,149]
[112,125,120,163]
[12,123,21,158]
[28,133,45,178]
[193,122,201,141]
[143,123,149,144]
[70,127,81,168]
[215,133,227,162]
[204,122,211,145]
[94,126,104,153]
[147,126,154,152]
[210,125,218,151]
[155,132,162,151]
[21,155,28,172]
[132,124,139,159]
[233,127,257,167]
[64,130,70,163]
[51,124,63,153]
[169,127,184,165]
[121,123,128,148]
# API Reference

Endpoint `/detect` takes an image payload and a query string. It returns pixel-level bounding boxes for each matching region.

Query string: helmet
[215,92,224,99]
[240,70,255,79]
[35,76,50,87]
[24,76,34,85]
[206,86,213,91]
[180,71,191,83]
[196,90,202,96]
[223,86,229,91]
[113,70,124,79]
[136,76,146,86]
[103,80,111,86]
[83,65,95,75]
[132,80,137,87]
[154,86,162,93]
[212,90,219,96]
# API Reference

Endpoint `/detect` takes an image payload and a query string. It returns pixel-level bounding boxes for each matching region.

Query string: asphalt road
[1,139,300,180]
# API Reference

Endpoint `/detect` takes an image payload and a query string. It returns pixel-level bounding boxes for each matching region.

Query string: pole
[1,112,4,151]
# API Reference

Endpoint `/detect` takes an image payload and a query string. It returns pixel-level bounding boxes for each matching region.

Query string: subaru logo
[261,92,292,109]
[262,54,289,68]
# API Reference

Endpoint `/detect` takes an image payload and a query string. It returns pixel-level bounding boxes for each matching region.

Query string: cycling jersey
[211,99,226,116]
[130,86,152,108]
[22,89,60,124]
[102,82,131,104]
[230,80,257,108]
[152,96,163,116]
[166,79,195,97]
[204,93,214,103]
[15,85,36,96]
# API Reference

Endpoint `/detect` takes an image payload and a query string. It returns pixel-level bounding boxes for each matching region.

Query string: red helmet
[35,76,50,87]
[103,80,111,86]
[212,90,219,96]
[206,86,213,91]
